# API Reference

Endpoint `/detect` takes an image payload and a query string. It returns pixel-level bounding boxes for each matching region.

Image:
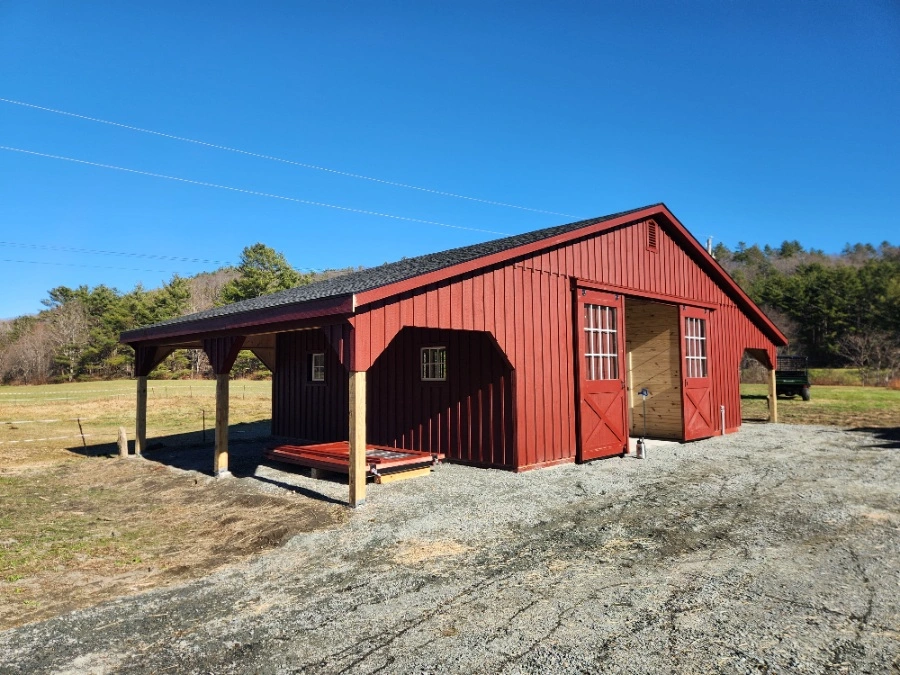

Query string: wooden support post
[768,367,778,423]
[348,370,367,507]
[214,373,230,477]
[135,376,148,456]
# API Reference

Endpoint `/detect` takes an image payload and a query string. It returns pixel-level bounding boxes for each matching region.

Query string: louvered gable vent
[647,219,658,251]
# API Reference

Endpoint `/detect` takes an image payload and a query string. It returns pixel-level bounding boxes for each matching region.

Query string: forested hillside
[0,244,357,384]
[715,240,899,381]
[1,239,898,385]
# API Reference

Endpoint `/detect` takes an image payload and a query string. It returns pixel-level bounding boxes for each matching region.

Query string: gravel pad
[1,424,898,674]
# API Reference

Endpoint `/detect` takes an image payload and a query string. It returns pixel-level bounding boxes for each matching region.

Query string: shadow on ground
[64,420,347,505]
[848,426,900,449]
[740,392,771,423]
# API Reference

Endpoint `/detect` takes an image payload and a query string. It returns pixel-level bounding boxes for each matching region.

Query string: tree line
[715,240,900,383]
[0,244,354,384]
[1,238,898,385]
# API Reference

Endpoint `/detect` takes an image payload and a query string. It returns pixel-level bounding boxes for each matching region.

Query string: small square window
[421,347,447,381]
[309,352,325,382]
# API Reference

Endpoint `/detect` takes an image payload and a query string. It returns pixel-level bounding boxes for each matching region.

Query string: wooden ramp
[265,442,443,484]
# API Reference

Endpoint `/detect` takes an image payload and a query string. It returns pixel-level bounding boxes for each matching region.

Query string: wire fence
[0,381,272,404]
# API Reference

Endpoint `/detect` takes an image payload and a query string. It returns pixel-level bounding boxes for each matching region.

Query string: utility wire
[1,97,577,219]
[0,241,234,266]
[1,258,177,274]
[2,257,325,274]
[1,243,325,273]
[0,146,511,236]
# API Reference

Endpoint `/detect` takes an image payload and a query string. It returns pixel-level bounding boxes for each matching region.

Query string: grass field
[1,379,897,629]
[740,383,900,428]
[0,379,273,468]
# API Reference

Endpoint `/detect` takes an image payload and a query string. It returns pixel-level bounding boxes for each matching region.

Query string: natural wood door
[624,298,682,439]
[681,305,716,440]
[576,290,628,460]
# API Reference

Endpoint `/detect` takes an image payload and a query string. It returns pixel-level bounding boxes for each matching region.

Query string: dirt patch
[393,539,471,565]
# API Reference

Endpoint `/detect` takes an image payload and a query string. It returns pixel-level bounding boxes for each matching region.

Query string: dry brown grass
[0,380,347,629]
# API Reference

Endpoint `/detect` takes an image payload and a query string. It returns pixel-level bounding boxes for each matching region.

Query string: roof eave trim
[353,206,664,307]
[121,294,355,346]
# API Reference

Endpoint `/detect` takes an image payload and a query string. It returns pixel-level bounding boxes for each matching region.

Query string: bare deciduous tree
[188,269,238,313]
[761,306,803,354]
[837,330,900,386]
[0,321,55,384]
[49,300,92,382]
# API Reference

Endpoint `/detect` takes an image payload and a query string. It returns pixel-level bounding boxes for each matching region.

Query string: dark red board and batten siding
[321,218,777,470]
[272,325,351,442]
[367,327,514,468]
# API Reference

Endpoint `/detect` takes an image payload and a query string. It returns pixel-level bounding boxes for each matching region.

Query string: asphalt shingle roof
[122,204,659,338]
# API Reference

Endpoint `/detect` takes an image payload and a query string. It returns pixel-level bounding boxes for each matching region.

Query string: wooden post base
[135,376,148,456]
[214,373,230,475]
[768,368,778,423]
[348,371,367,507]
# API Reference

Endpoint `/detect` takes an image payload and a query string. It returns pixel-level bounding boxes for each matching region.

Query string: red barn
[122,204,787,505]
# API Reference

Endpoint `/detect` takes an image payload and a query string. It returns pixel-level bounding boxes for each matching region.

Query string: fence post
[117,426,128,457]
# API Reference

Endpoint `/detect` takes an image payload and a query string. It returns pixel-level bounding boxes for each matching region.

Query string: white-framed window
[684,317,708,378]
[421,346,447,381]
[584,304,619,380]
[310,352,325,382]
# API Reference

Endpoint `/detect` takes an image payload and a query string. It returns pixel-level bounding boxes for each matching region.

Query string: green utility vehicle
[776,355,811,401]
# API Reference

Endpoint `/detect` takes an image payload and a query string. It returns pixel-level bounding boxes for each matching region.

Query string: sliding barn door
[681,305,716,440]
[576,290,628,460]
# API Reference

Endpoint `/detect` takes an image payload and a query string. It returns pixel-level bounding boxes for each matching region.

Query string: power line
[1,258,177,274]
[1,257,324,275]
[0,241,234,266]
[0,145,511,236]
[0,241,325,273]
[1,242,326,273]
[0,96,578,219]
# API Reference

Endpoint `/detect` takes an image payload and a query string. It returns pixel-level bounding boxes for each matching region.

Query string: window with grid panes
[309,352,325,382]
[421,346,446,381]
[684,317,707,377]
[583,304,619,380]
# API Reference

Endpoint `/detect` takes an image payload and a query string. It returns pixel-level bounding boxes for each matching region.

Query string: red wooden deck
[264,441,443,477]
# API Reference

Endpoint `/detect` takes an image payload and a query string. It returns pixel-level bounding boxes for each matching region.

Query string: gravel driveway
[1,423,898,674]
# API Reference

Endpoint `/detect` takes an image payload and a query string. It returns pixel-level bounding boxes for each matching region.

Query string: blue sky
[1,1,898,319]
